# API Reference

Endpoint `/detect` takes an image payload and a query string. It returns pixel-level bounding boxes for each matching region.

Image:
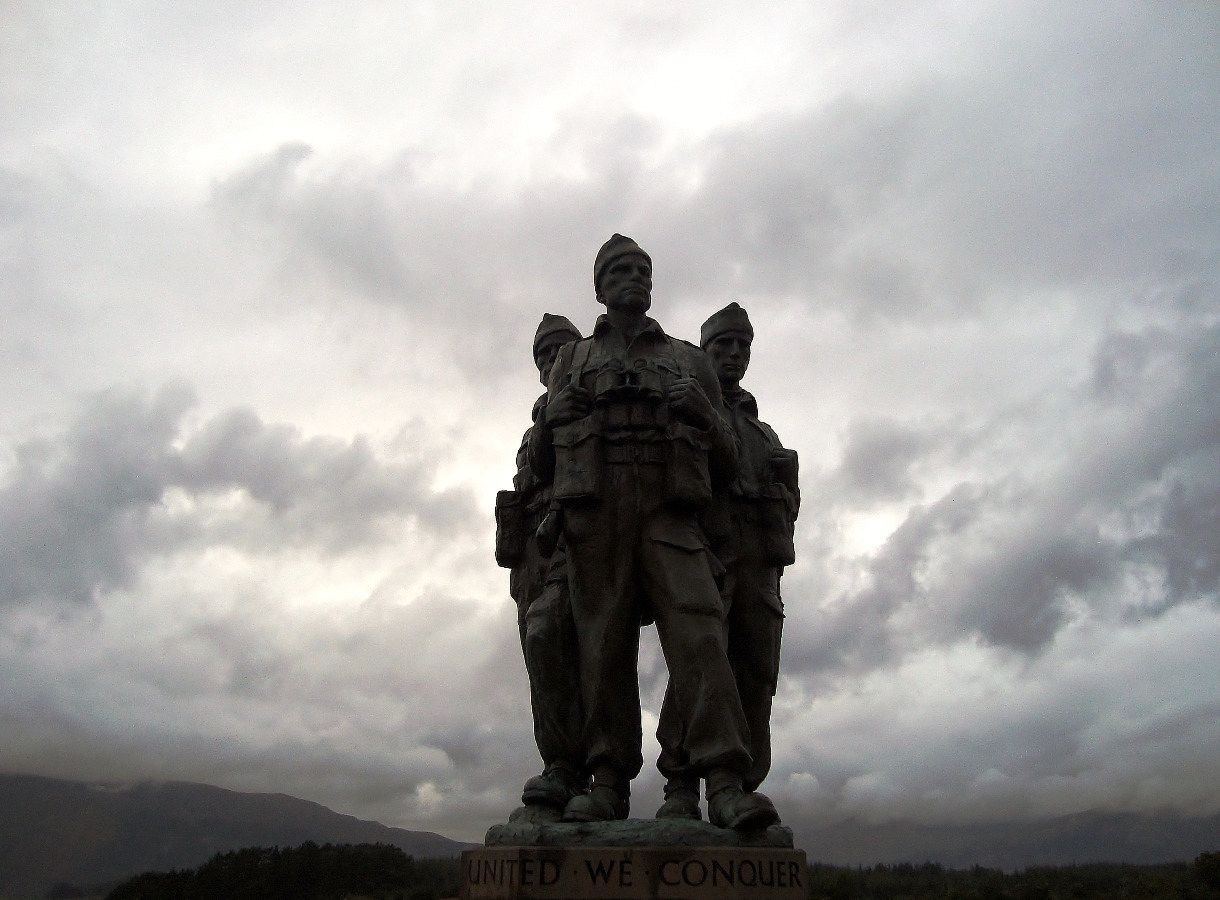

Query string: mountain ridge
[793,808,1220,870]
[4,772,1219,897]
[0,773,473,898]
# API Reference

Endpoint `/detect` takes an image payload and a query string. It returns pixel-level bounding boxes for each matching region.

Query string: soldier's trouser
[658,516,783,793]
[512,538,585,772]
[563,462,752,784]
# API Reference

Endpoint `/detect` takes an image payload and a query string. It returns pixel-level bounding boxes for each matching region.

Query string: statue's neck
[606,308,649,343]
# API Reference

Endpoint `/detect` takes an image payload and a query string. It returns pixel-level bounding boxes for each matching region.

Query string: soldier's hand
[669,377,714,430]
[545,383,592,427]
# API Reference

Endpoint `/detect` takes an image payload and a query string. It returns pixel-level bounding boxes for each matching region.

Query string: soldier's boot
[521,761,587,810]
[706,768,779,831]
[562,770,629,822]
[508,803,563,824]
[655,776,701,821]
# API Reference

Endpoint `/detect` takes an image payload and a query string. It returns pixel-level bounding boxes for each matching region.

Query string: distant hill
[6,772,1219,897]
[795,810,1220,869]
[0,774,473,898]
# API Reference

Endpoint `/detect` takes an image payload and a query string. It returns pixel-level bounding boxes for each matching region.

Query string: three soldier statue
[495,235,799,831]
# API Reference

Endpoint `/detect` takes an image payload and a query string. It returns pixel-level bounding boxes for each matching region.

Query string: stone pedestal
[461,819,806,900]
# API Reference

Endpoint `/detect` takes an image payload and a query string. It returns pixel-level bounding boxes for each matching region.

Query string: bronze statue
[656,302,799,820]
[526,236,779,830]
[496,314,588,821]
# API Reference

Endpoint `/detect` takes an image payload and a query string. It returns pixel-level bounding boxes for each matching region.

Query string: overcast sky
[2,1,1218,845]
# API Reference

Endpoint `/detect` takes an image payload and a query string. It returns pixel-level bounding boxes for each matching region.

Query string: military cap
[700,302,754,348]
[594,234,651,289]
[533,313,582,354]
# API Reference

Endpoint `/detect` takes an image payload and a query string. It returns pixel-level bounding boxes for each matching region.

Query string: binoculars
[592,359,665,404]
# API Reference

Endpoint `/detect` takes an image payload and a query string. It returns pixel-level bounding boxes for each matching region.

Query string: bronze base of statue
[486,817,794,849]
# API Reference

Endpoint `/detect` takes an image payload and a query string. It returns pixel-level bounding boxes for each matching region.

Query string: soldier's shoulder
[749,413,785,447]
[669,337,708,362]
[552,339,582,367]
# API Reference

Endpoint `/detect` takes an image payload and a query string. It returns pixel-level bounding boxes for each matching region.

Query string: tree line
[805,852,1220,899]
[91,843,1220,900]
[102,842,459,900]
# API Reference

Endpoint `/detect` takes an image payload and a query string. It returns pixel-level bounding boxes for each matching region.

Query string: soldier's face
[596,252,652,314]
[534,335,571,384]
[707,332,752,388]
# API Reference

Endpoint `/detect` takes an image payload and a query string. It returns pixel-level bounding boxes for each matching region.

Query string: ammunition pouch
[551,418,601,503]
[758,484,797,566]
[494,490,526,567]
[604,442,666,465]
[769,448,800,505]
[665,422,713,508]
[698,503,732,551]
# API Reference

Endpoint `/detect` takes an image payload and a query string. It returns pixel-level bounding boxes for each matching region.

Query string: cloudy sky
[2,1,1218,845]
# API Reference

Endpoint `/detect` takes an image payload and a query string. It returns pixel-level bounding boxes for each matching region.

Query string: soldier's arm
[526,342,574,481]
[512,426,532,491]
[691,348,740,485]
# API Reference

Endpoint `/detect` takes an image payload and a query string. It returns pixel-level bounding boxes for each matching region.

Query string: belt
[604,443,667,465]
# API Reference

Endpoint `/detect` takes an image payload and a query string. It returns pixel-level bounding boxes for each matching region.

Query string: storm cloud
[1,0,1218,843]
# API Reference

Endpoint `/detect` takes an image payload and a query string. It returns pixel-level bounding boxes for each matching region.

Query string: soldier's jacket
[514,393,552,513]
[494,393,551,569]
[528,315,739,511]
[704,386,800,568]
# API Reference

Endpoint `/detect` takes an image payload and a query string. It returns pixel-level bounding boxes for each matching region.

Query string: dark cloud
[0,385,191,608]
[0,385,478,609]
[782,317,1220,685]
[831,418,940,504]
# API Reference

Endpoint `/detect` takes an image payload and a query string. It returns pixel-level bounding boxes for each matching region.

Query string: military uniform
[499,398,585,775]
[495,316,586,803]
[657,385,798,792]
[529,315,753,790]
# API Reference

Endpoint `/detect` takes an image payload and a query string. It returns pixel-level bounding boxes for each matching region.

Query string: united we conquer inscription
[460,846,807,900]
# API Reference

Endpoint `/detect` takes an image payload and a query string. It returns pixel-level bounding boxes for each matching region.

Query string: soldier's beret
[533,313,582,354]
[594,234,651,288]
[700,302,754,348]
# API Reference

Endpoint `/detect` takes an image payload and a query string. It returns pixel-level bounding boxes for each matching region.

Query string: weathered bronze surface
[497,237,799,836]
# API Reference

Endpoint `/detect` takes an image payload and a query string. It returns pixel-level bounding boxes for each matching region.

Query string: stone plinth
[459,846,807,900]
[468,820,802,899]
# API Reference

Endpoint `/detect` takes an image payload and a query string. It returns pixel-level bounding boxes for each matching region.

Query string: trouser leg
[655,680,687,782]
[510,532,547,646]
[642,515,751,780]
[563,479,644,782]
[727,560,783,792]
[523,553,585,769]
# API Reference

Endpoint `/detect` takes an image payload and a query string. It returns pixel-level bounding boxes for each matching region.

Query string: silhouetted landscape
[793,810,1220,870]
[103,843,461,900]
[5,773,1220,899]
[83,846,1220,900]
[0,775,471,898]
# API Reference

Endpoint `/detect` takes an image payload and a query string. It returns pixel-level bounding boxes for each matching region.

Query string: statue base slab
[486,817,793,849]
[459,845,807,900]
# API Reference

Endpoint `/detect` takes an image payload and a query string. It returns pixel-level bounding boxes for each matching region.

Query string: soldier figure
[495,314,588,820]
[656,302,799,820]
[529,235,778,830]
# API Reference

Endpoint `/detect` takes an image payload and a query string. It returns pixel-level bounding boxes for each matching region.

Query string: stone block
[460,845,807,899]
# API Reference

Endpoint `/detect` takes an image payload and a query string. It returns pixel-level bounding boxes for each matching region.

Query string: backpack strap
[667,336,694,380]
[567,337,594,388]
